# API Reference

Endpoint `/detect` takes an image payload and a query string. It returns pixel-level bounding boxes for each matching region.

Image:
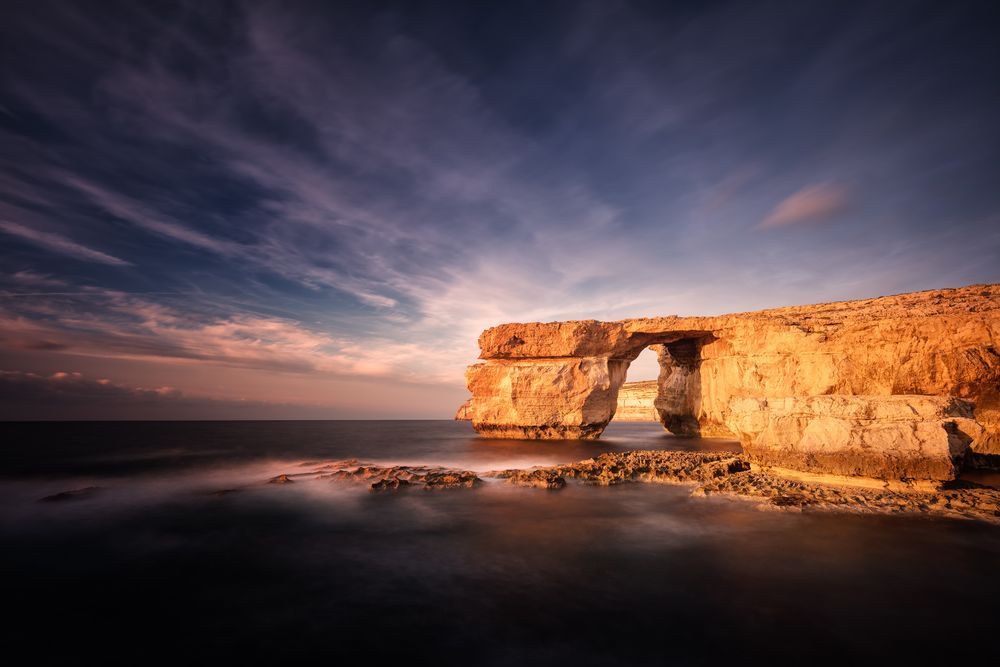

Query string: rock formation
[613,381,659,421]
[280,453,1000,523]
[726,395,983,481]
[460,284,1000,481]
[458,378,662,426]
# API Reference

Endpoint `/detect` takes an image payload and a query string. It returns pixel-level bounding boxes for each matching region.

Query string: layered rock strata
[726,395,982,481]
[460,284,1000,480]
[463,356,628,438]
[612,380,659,421]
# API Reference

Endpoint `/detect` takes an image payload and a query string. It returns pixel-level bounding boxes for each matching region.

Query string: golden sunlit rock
[726,395,982,481]
[461,284,1000,480]
[612,381,659,421]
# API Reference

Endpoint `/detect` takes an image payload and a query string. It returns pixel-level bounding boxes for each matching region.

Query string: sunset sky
[2,1,998,419]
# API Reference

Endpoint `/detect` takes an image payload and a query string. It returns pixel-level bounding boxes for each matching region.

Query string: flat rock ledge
[282,451,1000,523]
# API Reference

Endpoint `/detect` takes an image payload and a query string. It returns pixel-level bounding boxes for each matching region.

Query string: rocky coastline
[272,450,1000,524]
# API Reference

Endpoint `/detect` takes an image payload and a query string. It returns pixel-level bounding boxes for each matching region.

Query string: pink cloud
[758,183,850,229]
[0,291,461,383]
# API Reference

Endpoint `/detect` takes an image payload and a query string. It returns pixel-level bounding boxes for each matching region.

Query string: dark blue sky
[1,0,998,418]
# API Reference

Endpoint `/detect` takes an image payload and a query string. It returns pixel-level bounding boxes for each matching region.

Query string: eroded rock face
[726,395,982,481]
[613,381,659,421]
[463,356,628,438]
[461,284,1000,478]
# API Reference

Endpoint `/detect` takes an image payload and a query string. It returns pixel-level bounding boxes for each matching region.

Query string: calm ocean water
[1,420,997,664]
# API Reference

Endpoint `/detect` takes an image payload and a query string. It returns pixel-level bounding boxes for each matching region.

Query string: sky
[1,0,998,419]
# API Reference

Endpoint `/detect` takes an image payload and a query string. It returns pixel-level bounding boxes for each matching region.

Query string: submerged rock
[39,486,102,502]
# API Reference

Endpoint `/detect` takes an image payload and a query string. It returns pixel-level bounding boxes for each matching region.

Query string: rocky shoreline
[280,450,1000,524]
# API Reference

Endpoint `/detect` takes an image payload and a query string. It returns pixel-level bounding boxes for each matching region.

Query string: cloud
[66,177,243,256]
[0,2,998,417]
[758,184,851,230]
[0,289,460,382]
[0,369,340,420]
[0,370,177,401]
[0,220,131,265]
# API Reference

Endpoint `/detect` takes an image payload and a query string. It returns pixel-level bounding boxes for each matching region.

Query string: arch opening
[611,331,717,434]
[612,347,660,422]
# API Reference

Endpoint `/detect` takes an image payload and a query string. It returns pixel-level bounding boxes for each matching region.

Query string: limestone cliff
[612,381,659,421]
[459,381,660,423]
[726,395,983,481]
[455,398,472,421]
[460,284,1000,481]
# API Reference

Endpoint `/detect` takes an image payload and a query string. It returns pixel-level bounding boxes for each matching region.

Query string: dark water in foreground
[1,421,998,665]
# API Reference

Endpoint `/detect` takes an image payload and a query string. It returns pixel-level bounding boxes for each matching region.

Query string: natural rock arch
[459,284,1000,482]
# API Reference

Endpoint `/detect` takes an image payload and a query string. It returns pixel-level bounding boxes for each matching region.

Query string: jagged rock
[554,450,751,486]
[370,478,411,492]
[423,471,482,489]
[490,468,567,489]
[726,395,983,481]
[312,461,483,492]
[612,380,659,421]
[459,284,1000,479]
[268,474,295,484]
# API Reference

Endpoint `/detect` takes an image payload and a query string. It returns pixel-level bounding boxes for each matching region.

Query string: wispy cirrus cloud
[0,1,998,417]
[0,220,131,266]
[66,177,244,256]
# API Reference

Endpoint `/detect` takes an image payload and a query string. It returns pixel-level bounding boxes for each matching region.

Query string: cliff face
[727,395,983,481]
[613,381,659,421]
[461,284,1000,481]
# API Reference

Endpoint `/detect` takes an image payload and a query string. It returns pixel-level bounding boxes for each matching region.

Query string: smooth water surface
[1,421,996,664]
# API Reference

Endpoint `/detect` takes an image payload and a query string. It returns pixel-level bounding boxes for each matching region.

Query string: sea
[1,420,997,665]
